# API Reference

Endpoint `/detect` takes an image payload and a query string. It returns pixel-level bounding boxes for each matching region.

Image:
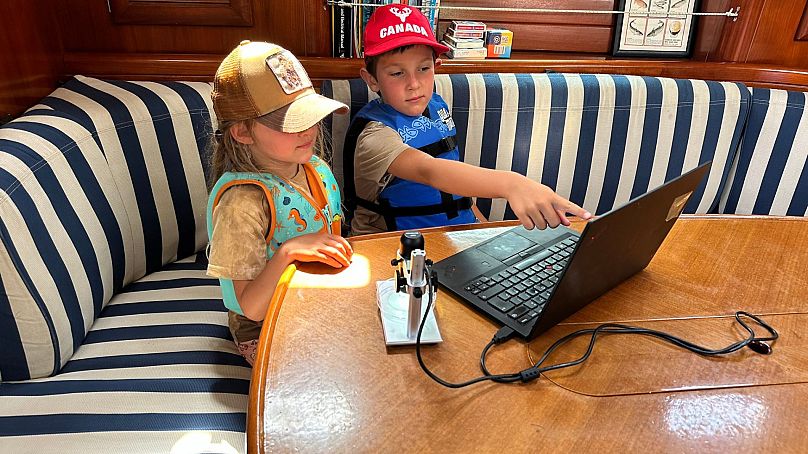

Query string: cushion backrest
[0,75,215,380]
[720,87,807,215]
[323,73,750,220]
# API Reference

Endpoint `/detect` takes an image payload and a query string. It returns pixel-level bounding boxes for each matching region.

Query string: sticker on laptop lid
[666,191,692,222]
[265,50,312,94]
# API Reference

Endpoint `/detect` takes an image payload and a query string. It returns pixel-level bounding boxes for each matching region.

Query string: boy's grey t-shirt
[350,121,410,235]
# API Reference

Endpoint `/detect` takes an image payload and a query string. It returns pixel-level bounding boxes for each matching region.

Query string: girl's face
[231,121,319,178]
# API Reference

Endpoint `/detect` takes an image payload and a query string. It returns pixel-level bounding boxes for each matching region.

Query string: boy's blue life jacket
[206,155,342,315]
[343,93,475,231]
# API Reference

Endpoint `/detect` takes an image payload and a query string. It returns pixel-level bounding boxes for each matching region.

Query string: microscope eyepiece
[400,231,424,259]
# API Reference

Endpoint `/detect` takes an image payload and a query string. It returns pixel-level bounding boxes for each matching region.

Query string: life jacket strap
[358,196,473,231]
[417,135,457,157]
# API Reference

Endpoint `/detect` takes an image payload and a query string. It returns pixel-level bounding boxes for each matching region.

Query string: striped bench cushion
[720,88,808,215]
[0,254,249,453]
[0,76,215,380]
[323,73,749,221]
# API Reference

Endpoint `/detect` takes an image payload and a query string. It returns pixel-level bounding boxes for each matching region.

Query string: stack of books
[442,20,486,59]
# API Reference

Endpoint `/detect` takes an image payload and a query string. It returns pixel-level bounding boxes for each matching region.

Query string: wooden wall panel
[438,0,615,54]
[744,0,808,67]
[798,3,808,41]
[110,0,254,26]
[438,0,614,26]
[711,0,808,68]
[305,0,332,56]
[690,0,731,61]
[55,0,324,56]
[712,0,766,63]
[0,1,62,120]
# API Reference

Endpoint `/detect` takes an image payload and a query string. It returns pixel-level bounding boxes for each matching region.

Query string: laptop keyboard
[462,237,578,325]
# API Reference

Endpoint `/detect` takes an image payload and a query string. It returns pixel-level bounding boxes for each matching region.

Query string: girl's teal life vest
[343,93,476,231]
[206,155,342,315]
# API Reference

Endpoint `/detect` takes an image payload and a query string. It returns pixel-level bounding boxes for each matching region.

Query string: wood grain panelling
[110,0,254,27]
[0,1,62,120]
[690,0,731,61]
[438,0,614,26]
[798,3,808,41]
[438,0,614,54]
[306,0,333,56]
[713,0,808,68]
[713,0,767,63]
[745,0,808,67]
[55,0,322,56]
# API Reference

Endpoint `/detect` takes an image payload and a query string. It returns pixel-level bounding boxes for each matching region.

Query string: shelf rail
[324,1,741,21]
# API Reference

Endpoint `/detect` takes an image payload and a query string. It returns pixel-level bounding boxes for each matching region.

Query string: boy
[344,5,591,235]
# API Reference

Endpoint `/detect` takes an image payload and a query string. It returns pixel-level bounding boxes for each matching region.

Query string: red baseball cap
[363,4,450,57]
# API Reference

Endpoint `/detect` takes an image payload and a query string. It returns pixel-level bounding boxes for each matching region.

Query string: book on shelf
[445,44,487,59]
[332,3,354,58]
[449,20,486,31]
[443,33,483,49]
[445,27,485,40]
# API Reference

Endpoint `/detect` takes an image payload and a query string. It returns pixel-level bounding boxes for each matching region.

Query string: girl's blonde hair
[207,120,331,190]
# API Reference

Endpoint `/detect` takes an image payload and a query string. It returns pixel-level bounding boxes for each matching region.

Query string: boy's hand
[506,174,592,230]
[279,232,353,268]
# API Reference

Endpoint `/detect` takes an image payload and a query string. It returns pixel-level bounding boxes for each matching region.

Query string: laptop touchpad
[477,231,535,261]
[433,248,501,285]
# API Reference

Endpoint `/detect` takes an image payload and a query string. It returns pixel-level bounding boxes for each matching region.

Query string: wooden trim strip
[247,263,298,454]
[63,52,808,91]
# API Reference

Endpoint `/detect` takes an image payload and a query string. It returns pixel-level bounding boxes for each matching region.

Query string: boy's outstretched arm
[388,148,592,230]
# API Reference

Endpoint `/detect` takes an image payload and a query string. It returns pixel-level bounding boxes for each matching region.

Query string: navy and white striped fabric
[322,73,750,221]
[720,88,808,215]
[0,75,215,380]
[0,253,250,453]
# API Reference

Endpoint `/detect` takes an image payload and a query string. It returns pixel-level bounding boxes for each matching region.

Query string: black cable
[480,326,514,380]
[414,271,522,387]
[414,263,780,389]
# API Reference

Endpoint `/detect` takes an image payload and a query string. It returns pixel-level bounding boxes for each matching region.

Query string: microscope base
[376,279,442,346]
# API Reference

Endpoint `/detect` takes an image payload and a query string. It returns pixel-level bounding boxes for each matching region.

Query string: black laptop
[432,161,712,340]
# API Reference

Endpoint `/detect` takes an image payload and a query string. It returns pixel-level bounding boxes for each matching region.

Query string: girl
[206,41,353,366]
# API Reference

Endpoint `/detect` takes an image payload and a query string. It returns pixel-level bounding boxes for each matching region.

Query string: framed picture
[612,0,701,57]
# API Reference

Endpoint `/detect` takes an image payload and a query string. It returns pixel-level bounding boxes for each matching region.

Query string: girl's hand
[279,232,353,268]
[505,174,592,230]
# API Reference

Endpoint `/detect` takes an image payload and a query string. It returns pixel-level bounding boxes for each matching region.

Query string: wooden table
[248,215,808,453]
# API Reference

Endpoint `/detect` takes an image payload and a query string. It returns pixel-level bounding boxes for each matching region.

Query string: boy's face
[360,45,436,117]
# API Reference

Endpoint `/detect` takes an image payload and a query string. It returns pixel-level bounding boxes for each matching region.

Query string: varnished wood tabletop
[249,215,808,453]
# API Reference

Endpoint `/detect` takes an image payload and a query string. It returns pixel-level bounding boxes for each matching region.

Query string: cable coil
[415,263,779,389]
